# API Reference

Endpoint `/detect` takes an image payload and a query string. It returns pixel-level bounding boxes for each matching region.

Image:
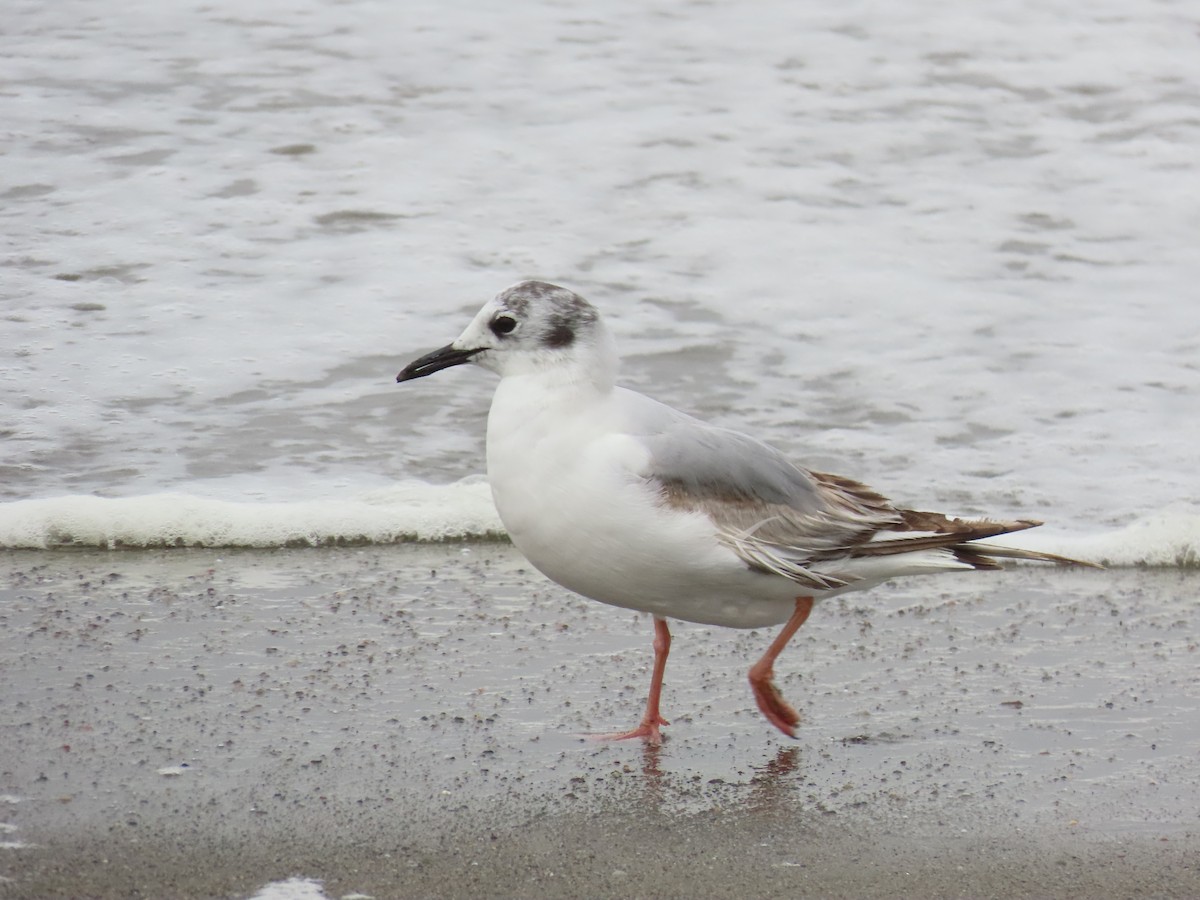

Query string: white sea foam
[246,878,332,900]
[0,480,504,549]
[1,484,1196,568]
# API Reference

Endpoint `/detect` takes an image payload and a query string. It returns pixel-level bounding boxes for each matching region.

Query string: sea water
[3,0,1198,565]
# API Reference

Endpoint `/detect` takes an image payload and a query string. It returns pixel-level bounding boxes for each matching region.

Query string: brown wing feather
[849,508,1043,558]
[660,466,1094,581]
[658,467,902,558]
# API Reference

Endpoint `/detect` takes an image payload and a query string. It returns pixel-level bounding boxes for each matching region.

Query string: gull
[397,281,1093,742]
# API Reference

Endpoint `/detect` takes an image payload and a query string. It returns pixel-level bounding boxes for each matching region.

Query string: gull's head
[396,281,616,386]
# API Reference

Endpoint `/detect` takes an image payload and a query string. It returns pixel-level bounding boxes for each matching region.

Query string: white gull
[397,281,1094,742]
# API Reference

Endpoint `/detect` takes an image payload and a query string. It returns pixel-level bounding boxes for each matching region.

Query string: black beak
[396,344,483,382]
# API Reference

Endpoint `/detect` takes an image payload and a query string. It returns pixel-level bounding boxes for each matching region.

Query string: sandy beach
[1,546,1196,898]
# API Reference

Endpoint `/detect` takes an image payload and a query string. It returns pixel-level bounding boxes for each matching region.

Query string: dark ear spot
[544,322,574,348]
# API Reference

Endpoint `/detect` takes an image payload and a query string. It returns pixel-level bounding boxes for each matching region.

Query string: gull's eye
[490,315,517,336]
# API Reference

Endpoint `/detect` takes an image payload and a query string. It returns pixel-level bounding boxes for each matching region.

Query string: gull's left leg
[592,616,671,744]
[748,597,814,738]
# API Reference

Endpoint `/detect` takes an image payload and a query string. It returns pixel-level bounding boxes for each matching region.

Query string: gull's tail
[959,539,1104,569]
[864,512,1104,570]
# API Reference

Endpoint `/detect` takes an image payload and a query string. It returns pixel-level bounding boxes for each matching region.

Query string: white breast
[484,375,801,628]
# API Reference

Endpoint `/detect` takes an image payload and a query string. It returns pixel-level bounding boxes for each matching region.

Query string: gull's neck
[490,341,620,437]
[495,356,616,409]
[496,322,619,395]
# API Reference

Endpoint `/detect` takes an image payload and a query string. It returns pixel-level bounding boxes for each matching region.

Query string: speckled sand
[1,547,1197,898]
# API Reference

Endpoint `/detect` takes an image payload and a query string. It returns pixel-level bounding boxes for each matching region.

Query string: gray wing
[632,396,1058,589]
[633,401,903,589]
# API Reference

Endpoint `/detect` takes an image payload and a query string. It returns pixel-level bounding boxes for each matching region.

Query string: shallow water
[3,0,1198,557]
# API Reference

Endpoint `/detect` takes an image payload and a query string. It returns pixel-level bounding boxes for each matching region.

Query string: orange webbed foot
[587,714,669,745]
[748,669,799,738]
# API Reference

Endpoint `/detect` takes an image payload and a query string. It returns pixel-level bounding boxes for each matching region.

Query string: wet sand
[1,547,1197,898]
